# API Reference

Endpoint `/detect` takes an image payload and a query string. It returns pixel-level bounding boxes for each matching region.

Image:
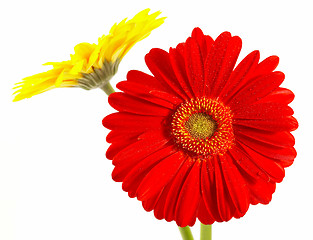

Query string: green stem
[100,82,115,95]
[200,224,212,240]
[178,226,194,240]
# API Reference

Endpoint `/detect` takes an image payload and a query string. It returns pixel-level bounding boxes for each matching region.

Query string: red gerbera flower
[102,28,298,227]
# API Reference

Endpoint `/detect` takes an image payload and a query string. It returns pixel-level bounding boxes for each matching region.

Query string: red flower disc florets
[172,97,234,157]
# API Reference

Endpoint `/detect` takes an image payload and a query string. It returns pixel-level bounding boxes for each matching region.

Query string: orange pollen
[171,97,234,157]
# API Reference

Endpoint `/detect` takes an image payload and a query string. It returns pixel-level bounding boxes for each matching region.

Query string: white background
[1,0,312,239]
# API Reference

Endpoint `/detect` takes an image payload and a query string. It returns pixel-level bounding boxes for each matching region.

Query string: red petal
[219,154,249,216]
[136,151,186,201]
[204,32,232,97]
[137,130,170,141]
[233,102,294,120]
[109,92,172,116]
[145,48,188,99]
[220,50,260,103]
[127,70,167,92]
[176,42,185,56]
[112,131,169,181]
[197,199,215,225]
[201,158,222,222]
[103,112,163,131]
[191,27,214,62]
[214,156,236,221]
[236,135,296,167]
[251,55,279,77]
[237,141,286,183]
[175,160,201,227]
[247,178,276,205]
[228,147,270,182]
[184,37,204,97]
[153,181,173,220]
[228,71,285,109]
[257,88,295,104]
[116,81,175,109]
[106,130,142,143]
[142,191,163,212]
[106,134,139,160]
[164,158,194,222]
[169,47,195,98]
[149,89,182,105]
[204,36,214,55]
[210,36,242,97]
[122,145,177,198]
[234,116,298,132]
[234,126,295,148]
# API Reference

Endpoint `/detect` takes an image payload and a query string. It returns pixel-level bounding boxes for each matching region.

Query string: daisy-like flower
[102,28,298,227]
[13,9,165,101]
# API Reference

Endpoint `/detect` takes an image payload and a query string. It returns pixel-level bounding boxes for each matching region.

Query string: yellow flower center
[185,113,217,139]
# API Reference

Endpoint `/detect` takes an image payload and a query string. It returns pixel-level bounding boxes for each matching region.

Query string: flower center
[185,113,217,139]
[171,97,234,157]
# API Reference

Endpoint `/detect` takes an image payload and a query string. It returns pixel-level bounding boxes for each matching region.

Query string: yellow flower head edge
[13,9,165,101]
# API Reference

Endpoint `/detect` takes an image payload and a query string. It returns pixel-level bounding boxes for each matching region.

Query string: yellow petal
[55,70,65,87]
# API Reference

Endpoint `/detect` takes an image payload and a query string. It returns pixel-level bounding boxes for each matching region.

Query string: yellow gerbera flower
[13,9,165,101]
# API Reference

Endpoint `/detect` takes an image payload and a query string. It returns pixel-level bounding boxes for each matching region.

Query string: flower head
[13,9,165,101]
[102,28,298,227]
